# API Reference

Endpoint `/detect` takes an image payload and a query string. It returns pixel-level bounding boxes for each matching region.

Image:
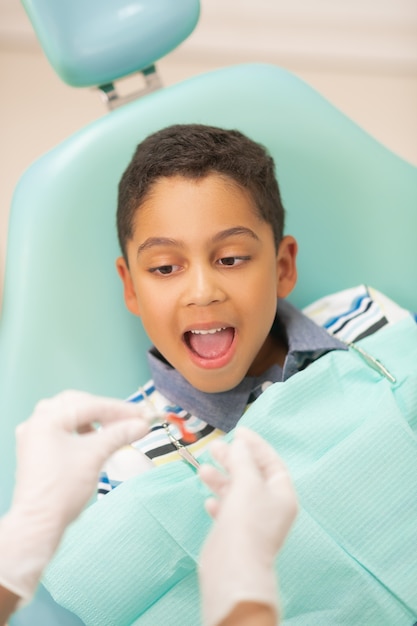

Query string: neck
[247,333,287,377]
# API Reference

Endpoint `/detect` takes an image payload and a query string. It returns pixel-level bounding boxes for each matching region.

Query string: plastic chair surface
[21,0,200,86]
[3,60,417,507]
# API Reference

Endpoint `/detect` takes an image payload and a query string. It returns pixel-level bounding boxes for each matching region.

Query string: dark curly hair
[117,123,285,262]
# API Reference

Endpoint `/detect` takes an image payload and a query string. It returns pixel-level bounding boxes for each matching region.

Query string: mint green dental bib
[44,318,417,625]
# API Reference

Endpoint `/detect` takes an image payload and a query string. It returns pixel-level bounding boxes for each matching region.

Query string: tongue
[188,328,234,359]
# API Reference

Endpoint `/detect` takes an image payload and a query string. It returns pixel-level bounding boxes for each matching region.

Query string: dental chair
[3,0,417,623]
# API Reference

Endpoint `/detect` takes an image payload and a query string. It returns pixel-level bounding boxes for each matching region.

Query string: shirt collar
[148,299,346,432]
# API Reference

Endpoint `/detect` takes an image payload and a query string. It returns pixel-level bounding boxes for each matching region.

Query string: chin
[191,375,242,395]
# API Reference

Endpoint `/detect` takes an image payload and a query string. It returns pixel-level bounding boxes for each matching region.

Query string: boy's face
[117,174,297,393]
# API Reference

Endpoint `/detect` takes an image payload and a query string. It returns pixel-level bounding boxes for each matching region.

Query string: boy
[98,123,409,492]
[43,124,415,626]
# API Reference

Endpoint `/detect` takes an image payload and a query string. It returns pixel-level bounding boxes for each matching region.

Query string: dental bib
[43,317,417,625]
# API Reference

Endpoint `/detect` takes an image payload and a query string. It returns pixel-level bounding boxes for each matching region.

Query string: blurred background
[0,0,416,305]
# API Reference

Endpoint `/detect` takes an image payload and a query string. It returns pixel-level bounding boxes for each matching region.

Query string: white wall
[0,0,416,303]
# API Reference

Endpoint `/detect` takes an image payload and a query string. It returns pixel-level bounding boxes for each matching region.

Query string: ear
[275,235,298,299]
[115,256,141,316]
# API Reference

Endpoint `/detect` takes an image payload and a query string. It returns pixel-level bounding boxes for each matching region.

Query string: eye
[149,264,181,276]
[217,256,250,267]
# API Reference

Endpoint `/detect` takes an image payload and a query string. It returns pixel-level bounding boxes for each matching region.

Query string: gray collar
[148,299,346,432]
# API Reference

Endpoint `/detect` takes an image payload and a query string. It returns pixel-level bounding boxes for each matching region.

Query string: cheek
[249,271,279,305]
[135,287,176,336]
[134,275,160,307]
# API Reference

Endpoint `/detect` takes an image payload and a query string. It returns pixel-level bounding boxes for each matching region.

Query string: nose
[182,264,226,307]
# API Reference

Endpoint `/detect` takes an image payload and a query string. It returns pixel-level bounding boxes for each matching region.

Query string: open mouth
[184,327,235,360]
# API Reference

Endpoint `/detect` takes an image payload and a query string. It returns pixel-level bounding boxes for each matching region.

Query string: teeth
[190,327,226,335]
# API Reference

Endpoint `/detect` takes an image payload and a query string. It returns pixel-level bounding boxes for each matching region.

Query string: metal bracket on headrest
[97,65,163,111]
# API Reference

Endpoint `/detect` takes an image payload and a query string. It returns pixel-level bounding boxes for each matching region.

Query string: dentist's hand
[0,391,151,607]
[198,427,298,626]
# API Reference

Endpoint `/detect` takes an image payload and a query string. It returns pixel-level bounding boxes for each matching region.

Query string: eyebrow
[136,226,260,257]
[137,237,180,256]
[212,226,260,243]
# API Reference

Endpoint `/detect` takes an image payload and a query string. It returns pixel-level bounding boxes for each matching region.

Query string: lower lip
[184,332,237,370]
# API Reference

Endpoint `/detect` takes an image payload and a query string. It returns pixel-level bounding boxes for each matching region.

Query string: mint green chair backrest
[1,62,417,515]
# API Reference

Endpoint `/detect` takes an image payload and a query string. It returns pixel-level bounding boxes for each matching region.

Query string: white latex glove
[0,390,151,604]
[198,427,298,626]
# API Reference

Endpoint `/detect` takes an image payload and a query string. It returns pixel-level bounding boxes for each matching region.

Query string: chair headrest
[22,0,200,87]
